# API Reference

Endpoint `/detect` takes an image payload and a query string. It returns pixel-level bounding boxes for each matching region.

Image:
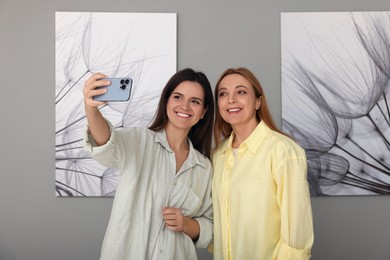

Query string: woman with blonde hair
[212,67,314,259]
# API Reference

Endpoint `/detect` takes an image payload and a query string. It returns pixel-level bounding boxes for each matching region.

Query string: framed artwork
[55,12,177,197]
[281,12,390,196]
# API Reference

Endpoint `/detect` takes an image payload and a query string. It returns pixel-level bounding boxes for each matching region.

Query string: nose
[228,93,236,104]
[181,100,191,110]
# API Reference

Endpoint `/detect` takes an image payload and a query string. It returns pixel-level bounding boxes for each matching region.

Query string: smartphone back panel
[93,77,133,102]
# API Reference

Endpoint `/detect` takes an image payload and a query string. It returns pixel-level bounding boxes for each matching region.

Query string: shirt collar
[154,129,172,151]
[154,129,207,169]
[217,121,271,154]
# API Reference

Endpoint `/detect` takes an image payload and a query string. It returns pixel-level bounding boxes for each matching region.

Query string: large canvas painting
[281,12,390,196]
[55,12,177,197]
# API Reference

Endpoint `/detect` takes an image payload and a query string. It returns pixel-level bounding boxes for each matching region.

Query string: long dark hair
[214,67,285,148]
[149,68,214,159]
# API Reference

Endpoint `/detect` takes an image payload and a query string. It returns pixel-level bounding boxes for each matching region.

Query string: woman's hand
[83,73,110,111]
[163,207,185,232]
[162,207,200,241]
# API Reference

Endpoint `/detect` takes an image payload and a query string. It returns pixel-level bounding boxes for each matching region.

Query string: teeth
[177,112,190,118]
[228,108,241,112]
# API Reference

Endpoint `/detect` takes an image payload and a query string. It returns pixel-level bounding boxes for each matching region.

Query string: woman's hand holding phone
[84,73,133,105]
[83,73,110,110]
[83,73,112,146]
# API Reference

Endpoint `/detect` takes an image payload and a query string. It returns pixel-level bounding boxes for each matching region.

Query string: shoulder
[114,126,155,143]
[116,126,152,136]
[116,126,149,133]
[213,137,230,155]
[191,147,212,171]
[266,130,306,159]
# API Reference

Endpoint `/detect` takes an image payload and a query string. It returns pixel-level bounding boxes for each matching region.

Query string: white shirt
[84,123,213,260]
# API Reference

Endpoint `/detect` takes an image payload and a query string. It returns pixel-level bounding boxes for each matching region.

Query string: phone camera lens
[125,79,130,85]
[120,85,126,90]
[120,79,125,84]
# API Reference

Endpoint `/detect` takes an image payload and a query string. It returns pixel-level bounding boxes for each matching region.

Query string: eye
[172,94,182,100]
[238,90,247,95]
[191,99,201,105]
[218,91,227,97]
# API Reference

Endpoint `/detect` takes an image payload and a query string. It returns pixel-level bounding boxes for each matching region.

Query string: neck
[165,124,190,152]
[231,119,259,148]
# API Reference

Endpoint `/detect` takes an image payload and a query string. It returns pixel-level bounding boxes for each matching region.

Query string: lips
[227,108,242,113]
[176,112,191,118]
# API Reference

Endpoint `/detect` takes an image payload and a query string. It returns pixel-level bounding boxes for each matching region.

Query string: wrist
[182,217,200,241]
[85,105,99,115]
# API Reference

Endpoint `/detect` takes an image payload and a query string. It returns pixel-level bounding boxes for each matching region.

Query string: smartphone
[93,77,133,102]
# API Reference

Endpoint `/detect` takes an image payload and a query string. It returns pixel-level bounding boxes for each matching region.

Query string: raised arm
[83,73,111,146]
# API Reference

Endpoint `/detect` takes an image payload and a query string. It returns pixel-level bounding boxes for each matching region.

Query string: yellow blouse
[211,121,314,260]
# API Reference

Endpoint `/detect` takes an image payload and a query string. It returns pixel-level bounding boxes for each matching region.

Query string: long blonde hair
[213,67,285,148]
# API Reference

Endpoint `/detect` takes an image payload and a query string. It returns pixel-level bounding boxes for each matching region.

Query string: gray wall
[1,0,390,259]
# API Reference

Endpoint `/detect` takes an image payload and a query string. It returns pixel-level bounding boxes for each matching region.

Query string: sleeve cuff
[273,240,312,260]
[83,121,115,155]
[194,217,213,248]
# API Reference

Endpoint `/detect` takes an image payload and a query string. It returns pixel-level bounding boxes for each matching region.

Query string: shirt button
[173,181,177,185]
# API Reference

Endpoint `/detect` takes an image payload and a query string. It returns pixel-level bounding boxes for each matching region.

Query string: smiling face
[166,80,207,132]
[217,73,261,129]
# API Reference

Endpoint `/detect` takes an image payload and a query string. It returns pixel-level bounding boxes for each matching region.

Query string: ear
[255,97,261,110]
[201,107,207,119]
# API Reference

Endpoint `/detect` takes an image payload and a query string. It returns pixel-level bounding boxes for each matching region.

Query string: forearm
[85,106,110,146]
[182,217,200,241]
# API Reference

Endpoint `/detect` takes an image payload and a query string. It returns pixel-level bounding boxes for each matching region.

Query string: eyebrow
[172,91,204,103]
[218,85,249,92]
[236,85,249,89]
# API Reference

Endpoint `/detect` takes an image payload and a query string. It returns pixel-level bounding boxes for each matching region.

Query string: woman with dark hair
[83,68,214,260]
[211,67,314,259]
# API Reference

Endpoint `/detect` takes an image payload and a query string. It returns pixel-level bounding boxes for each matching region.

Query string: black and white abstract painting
[281,12,390,196]
[55,12,176,197]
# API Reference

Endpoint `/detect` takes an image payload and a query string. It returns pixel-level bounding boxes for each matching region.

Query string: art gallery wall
[1,0,390,259]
